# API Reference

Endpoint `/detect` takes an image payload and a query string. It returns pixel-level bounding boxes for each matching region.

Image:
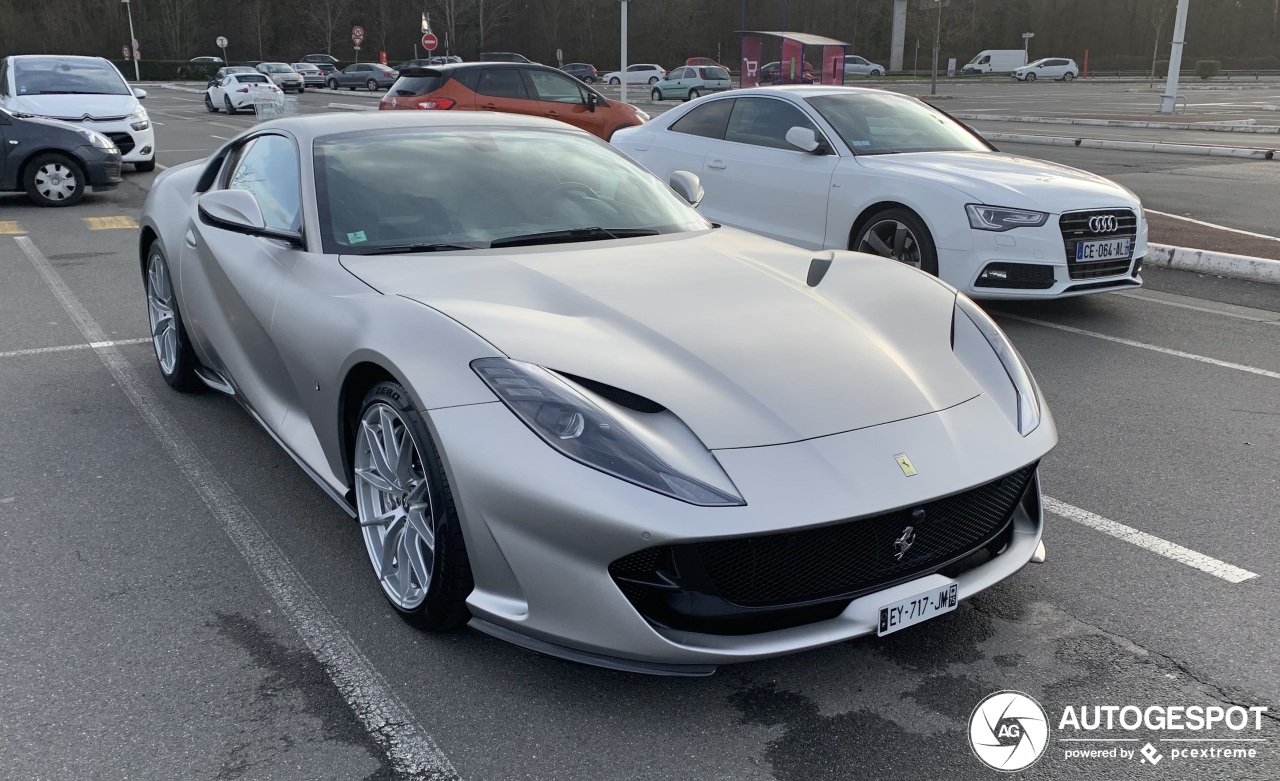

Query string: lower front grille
[609,463,1039,634]
[974,262,1056,289]
[1060,209,1138,280]
[106,133,135,156]
[102,163,122,181]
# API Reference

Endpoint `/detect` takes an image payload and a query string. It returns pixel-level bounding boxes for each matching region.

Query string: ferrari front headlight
[953,294,1041,436]
[472,358,744,506]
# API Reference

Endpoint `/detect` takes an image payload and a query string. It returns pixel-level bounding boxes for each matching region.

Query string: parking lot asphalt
[1,87,1279,780]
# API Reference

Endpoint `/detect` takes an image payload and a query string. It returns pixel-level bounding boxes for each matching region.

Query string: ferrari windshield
[13,57,130,96]
[314,128,709,255]
[806,93,990,155]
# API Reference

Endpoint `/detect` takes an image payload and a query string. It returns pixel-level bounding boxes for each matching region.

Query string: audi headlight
[953,295,1041,436]
[77,129,116,151]
[129,105,150,131]
[473,358,744,506]
[966,204,1048,232]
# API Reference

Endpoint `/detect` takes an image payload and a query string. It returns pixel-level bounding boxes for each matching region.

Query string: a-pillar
[889,0,908,72]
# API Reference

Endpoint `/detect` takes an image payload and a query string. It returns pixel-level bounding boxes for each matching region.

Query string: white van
[961,50,1027,75]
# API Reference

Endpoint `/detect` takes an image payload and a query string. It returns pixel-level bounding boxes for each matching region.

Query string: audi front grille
[1059,209,1138,280]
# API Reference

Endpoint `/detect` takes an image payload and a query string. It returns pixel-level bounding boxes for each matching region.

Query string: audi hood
[4,93,139,121]
[854,151,1141,214]
[341,228,987,450]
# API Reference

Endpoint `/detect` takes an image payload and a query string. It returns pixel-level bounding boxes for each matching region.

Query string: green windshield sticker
[347,230,367,244]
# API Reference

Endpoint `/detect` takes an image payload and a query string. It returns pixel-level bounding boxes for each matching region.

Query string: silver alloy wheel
[33,162,78,202]
[354,403,435,610]
[858,219,922,269]
[146,253,179,375]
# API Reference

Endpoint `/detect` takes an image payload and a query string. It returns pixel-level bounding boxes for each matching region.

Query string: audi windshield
[806,93,990,155]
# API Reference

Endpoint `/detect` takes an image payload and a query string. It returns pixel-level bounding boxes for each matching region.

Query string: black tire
[134,159,156,173]
[298,86,305,93]
[688,87,701,100]
[609,77,620,85]
[648,76,660,85]
[355,380,473,631]
[366,79,378,91]
[23,153,85,207]
[872,69,884,77]
[327,78,339,90]
[851,207,940,276]
[224,95,237,114]
[1025,72,1037,82]
[205,93,218,112]
[144,242,201,391]
[1062,72,1075,82]
[651,87,662,102]
[585,75,596,83]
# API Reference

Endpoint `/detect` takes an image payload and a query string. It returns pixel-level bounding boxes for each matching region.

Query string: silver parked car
[326,62,398,90]
[138,112,1055,674]
[256,62,305,92]
[843,54,885,77]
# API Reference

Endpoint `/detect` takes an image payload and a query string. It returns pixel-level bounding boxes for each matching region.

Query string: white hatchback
[0,55,156,171]
[601,64,666,86]
[1012,58,1079,81]
[612,86,1147,299]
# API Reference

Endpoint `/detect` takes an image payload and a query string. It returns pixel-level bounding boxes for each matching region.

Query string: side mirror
[586,92,599,112]
[133,88,147,99]
[669,170,704,208]
[197,190,304,247]
[785,126,821,153]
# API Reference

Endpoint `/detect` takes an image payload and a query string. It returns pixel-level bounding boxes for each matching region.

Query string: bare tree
[465,0,515,53]
[1149,0,1176,85]
[296,0,354,55]
[430,0,469,58]
[152,0,200,58]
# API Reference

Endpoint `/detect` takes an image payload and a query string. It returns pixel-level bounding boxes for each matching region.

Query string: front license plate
[877,581,958,636]
[1075,238,1131,261]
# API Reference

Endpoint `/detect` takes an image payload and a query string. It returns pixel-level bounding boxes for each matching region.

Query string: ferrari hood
[7,93,138,121]
[855,151,1141,214]
[341,230,981,449]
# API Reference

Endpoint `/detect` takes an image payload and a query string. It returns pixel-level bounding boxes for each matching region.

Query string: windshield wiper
[489,227,659,248]
[38,90,113,95]
[357,242,478,255]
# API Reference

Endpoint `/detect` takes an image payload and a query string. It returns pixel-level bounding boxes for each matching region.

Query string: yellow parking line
[83,216,139,230]
[0,221,25,235]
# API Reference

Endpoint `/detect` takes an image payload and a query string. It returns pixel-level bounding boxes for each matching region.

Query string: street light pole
[122,0,139,81]
[1159,0,1191,114]
[619,0,629,104]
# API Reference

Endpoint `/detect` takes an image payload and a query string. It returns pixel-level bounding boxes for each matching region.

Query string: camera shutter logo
[969,691,1050,771]
[1088,215,1117,234]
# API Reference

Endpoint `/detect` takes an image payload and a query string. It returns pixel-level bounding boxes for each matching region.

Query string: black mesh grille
[974,262,1056,289]
[106,133,135,156]
[1060,209,1137,280]
[695,466,1036,606]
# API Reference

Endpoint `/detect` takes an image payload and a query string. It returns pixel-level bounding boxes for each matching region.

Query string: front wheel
[852,208,939,276]
[651,87,662,102]
[298,86,306,93]
[205,93,218,112]
[24,153,84,207]
[871,69,884,77]
[145,242,200,391]
[353,381,473,631]
[1025,72,1037,82]
[608,77,620,85]
[327,78,339,90]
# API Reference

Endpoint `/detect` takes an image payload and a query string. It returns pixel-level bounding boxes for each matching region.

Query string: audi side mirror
[785,126,821,154]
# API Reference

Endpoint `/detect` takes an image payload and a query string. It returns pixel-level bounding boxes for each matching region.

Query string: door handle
[185,229,198,248]
[481,102,498,109]
[707,159,727,170]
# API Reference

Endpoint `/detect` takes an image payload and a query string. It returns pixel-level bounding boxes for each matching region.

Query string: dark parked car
[207,66,257,89]
[394,56,463,72]
[189,56,224,65]
[0,106,122,206]
[561,62,598,83]
[314,63,338,76]
[478,52,532,63]
[300,54,339,64]
[326,63,399,91]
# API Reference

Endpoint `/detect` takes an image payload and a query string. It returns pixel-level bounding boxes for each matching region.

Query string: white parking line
[1148,210,1280,241]
[1044,496,1258,583]
[0,337,149,359]
[1113,289,1280,324]
[998,313,1280,380]
[13,236,460,781]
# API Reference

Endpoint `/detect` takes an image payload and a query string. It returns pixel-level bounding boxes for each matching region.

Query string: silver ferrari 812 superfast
[139,111,1056,675]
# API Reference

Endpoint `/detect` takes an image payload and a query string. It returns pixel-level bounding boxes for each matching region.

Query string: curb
[326,102,377,112]
[955,113,1280,134]
[1147,243,1280,285]
[981,132,1277,160]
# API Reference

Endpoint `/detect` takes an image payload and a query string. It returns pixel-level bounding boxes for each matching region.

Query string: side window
[979,55,990,64]
[477,68,529,99]
[669,98,734,139]
[528,70,583,103]
[627,65,644,72]
[226,135,302,232]
[724,98,822,150]
[0,60,9,97]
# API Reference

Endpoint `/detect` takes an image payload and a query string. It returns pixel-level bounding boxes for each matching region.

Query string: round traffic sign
[352,25,365,45]
[216,35,228,48]
[421,33,438,51]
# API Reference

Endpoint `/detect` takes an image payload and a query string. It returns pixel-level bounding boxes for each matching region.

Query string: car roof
[719,85,890,99]
[250,109,583,143]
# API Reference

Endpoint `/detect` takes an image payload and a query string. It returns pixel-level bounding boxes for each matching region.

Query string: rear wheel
[23,153,84,207]
[353,381,472,631]
[1063,72,1075,81]
[224,95,237,114]
[852,208,939,276]
[648,76,660,85]
[688,87,701,100]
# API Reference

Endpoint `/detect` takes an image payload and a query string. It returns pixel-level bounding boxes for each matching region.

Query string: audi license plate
[1075,238,1131,262]
[878,581,958,637]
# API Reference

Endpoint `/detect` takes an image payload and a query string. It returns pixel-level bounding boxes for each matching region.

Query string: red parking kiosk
[739,31,849,87]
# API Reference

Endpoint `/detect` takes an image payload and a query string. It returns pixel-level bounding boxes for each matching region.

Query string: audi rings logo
[1088,215,1118,233]
[969,691,1050,771]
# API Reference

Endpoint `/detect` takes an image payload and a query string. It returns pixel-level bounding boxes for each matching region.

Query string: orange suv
[379,62,648,141]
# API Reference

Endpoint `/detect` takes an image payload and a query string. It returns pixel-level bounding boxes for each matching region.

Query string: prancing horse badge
[894,453,917,477]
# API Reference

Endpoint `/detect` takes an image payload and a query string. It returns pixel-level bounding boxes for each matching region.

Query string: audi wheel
[853,208,939,276]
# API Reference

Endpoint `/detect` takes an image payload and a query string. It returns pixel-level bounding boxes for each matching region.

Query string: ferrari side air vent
[559,372,665,414]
